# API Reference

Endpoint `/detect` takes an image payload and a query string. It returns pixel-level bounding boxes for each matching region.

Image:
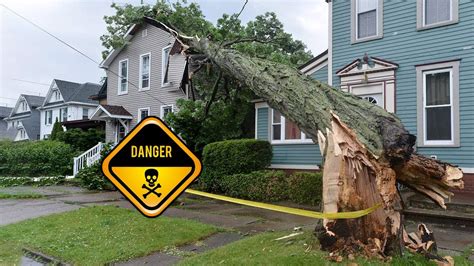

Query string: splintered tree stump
[157,21,465,261]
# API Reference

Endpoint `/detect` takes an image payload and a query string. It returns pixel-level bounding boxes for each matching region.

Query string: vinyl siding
[332,0,474,168]
[255,106,322,167]
[106,23,187,142]
[309,64,329,83]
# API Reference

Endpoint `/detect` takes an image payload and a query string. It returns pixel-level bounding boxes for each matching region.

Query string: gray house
[90,18,188,143]
[4,95,45,141]
[0,106,15,140]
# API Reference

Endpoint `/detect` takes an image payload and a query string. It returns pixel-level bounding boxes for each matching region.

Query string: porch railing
[72,142,104,177]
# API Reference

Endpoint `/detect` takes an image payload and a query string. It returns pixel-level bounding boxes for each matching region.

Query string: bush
[199,139,272,191]
[287,172,323,206]
[0,140,76,177]
[56,128,105,152]
[220,170,287,202]
[50,118,64,140]
[77,144,114,190]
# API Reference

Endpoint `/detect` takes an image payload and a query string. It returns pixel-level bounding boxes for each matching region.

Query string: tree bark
[181,37,464,257]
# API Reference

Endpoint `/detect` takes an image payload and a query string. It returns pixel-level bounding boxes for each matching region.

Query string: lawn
[179,231,472,266]
[0,192,44,199]
[0,205,219,265]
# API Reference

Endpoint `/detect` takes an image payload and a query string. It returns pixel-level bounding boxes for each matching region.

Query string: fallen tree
[148,17,464,262]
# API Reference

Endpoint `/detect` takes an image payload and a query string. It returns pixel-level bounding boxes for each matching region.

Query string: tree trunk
[181,37,464,257]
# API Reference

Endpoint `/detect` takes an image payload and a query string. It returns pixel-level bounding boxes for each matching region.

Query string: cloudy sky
[0,0,328,108]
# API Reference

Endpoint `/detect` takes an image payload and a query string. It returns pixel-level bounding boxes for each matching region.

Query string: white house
[38,79,101,139]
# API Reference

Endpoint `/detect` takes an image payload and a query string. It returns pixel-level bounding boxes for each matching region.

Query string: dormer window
[20,101,27,111]
[351,0,383,43]
[53,90,61,101]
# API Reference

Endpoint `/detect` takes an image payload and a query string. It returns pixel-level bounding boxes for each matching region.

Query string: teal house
[254,0,474,190]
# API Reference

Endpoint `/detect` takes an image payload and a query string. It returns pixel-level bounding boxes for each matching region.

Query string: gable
[336,54,398,77]
[44,80,64,105]
[12,96,30,115]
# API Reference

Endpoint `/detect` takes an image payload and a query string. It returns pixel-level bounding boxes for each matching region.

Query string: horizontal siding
[332,0,474,168]
[272,144,322,166]
[107,23,187,131]
[309,65,328,83]
[255,107,322,166]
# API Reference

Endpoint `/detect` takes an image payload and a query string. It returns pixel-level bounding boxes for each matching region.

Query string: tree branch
[223,37,286,47]
[204,71,223,117]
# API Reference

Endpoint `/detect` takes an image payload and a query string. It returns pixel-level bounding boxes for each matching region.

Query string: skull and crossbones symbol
[142,168,161,199]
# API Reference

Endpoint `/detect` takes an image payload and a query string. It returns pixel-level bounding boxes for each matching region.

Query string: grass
[179,231,472,266]
[0,192,44,199]
[0,205,219,265]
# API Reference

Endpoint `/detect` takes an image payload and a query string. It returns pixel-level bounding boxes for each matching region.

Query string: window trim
[270,109,313,145]
[60,107,68,122]
[82,108,89,120]
[160,104,174,119]
[118,58,129,95]
[138,107,151,122]
[416,60,460,147]
[351,0,384,44]
[162,45,172,87]
[139,52,151,91]
[417,0,459,30]
[45,110,53,125]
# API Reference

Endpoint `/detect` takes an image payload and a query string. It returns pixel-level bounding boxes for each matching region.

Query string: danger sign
[102,116,202,217]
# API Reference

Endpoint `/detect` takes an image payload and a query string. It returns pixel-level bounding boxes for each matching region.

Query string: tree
[159,20,462,262]
[50,118,63,140]
[101,1,313,154]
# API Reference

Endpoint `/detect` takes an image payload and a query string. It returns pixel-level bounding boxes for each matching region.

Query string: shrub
[50,118,64,140]
[56,128,105,152]
[0,140,76,177]
[220,170,287,202]
[77,144,114,190]
[199,139,272,191]
[287,172,323,206]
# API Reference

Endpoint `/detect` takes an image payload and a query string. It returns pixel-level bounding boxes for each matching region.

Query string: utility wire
[0,4,168,106]
[11,78,50,86]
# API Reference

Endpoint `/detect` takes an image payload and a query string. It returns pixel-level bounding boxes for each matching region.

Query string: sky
[0,0,328,108]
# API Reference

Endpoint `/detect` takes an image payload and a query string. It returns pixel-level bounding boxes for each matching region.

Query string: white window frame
[416,60,460,147]
[351,0,384,44]
[162,45,172,87]
[160,105,174,119]
[118,59,129,95]
[45,110,53,125]
[138,107,150,122]
[82,108,89,120]
[417,0,458,30]
[60,107,68,122]
[270,109,313,145]
[139,53,151,91]
[422,68,454,146]
[142,28,148,38]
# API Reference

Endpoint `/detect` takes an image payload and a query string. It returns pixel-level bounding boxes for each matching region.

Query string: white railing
[72,142,104,177]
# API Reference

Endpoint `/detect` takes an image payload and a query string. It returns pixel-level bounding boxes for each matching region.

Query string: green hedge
[221,170,287,202]
[218,170,323,206]
[199,139,272,191]
[287,172,323,205]
[56,128,105,152]
[0,140,76,177]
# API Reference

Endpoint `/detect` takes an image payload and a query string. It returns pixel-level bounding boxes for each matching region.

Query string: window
[142,29,147,38]
[53,90,61,101]
[82,108,89,120]
[416,61,459,147]
[138,107,150,122]
[351,0,383,43]
[162,46,171,86]
[20,101,27,112]
[45,110,53,125]
[160,105,173,119]
[118,59,128,94]
[116,123,126,142]
[20,129,26,139]
[271,109,312,143]
[417,0,458,29]
[139,53,151,90]
[59,108,68,122]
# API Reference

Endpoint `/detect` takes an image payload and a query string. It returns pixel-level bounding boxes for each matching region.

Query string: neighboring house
[254,0,474,184]
[0,106,15,140]
[4,94,45,141]
[38,79,102,139]
[89,78,108,105]
[90,18,188,144]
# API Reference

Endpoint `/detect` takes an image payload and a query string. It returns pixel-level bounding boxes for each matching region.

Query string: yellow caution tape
[185,189,382,220]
